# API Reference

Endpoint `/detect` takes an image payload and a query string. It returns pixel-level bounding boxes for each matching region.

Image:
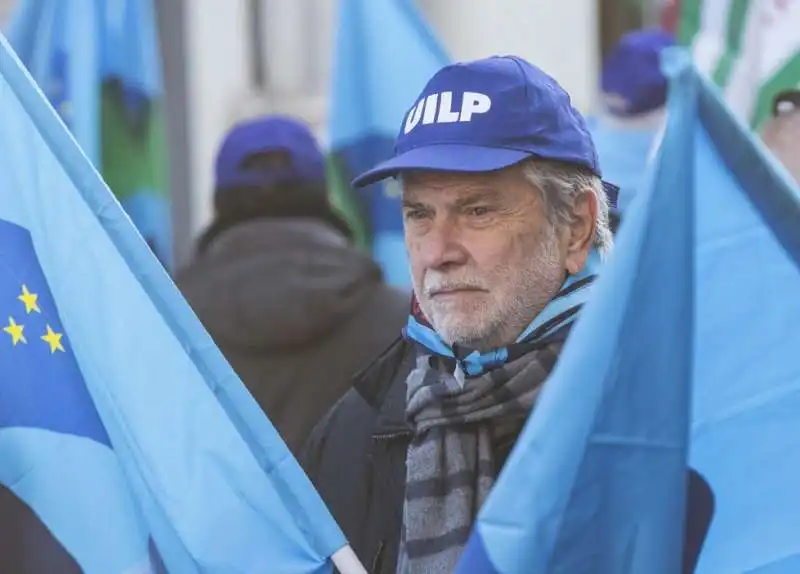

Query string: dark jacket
[302,328,560,574]
[303,329,715,574]
[176,217,409,456]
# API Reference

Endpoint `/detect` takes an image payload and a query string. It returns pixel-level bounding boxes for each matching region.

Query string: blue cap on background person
[592,28,674,213]
[601,28,675,117]
[196,115,350,254]
[352,55,619,217]
[215,115,327,190]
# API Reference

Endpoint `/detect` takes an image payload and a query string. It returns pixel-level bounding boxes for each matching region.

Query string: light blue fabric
[0,33,344,573]
[372,232,411,290]
[7,0,101,163]
[330,0,449,287]
[588,115,659,212]
[121,190,172,268]
[329,0,449,148]
[7,0,172,270]
[688,55,800,574]
[0,429,152,572]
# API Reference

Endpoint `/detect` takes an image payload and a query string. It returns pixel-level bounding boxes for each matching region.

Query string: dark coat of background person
[303,331,716,574]
[176,181,409,456]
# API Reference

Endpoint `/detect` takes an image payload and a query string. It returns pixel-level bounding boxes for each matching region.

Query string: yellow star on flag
[3,317,26,346]
[18,284,40,314]
[41,325,65,354]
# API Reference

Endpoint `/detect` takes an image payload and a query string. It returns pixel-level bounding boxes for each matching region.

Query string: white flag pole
[331,545,368,574]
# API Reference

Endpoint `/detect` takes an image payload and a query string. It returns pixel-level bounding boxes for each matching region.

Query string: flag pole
[331,546,368,574]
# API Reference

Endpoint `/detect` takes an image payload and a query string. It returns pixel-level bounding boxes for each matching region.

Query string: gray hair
[521,158,614,255]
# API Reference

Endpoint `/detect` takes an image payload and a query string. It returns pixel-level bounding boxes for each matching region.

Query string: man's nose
[415,217,469,271]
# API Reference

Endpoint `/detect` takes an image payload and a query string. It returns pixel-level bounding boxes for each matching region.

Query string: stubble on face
[403,168,568,352]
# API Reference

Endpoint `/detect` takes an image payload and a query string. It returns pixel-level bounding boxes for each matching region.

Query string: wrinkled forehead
[399,166,527,200]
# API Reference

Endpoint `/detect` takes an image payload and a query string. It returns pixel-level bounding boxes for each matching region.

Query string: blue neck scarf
[404,249,602,378]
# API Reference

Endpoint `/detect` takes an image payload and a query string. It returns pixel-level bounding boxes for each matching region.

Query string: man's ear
[564,190,598,274]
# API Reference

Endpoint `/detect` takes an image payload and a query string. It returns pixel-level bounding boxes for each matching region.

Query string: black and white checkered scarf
[396,255,598,574]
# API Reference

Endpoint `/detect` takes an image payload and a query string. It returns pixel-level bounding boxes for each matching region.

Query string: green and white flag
[679,0,800,129]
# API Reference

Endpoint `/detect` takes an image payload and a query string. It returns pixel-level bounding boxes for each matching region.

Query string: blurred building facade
[0,0,663,268]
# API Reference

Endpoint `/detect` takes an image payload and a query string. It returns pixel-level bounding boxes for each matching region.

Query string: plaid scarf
[396,251,600,574]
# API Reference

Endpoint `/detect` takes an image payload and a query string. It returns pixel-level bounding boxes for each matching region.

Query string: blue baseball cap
[352,55,618,207]
[601,28,675,116]
[215,115,326,190]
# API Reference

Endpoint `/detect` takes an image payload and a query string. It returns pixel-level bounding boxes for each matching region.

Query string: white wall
[183,0,334,243]
[420,0,599,114]
[184,0,254,239]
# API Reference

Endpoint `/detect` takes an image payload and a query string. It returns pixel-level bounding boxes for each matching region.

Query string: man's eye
[404,209,428,221]
[468,206,491,217]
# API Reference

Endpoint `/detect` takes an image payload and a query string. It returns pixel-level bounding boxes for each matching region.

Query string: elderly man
[303,56,616,573]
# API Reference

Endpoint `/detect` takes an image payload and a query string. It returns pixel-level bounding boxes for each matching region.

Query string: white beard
[419,225,565,351]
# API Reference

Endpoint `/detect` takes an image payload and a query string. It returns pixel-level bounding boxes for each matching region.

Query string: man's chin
[431,318,490,348]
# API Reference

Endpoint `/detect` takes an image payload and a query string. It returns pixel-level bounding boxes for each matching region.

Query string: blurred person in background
[303,57,618,574]
[590,27,674,212]
[176,115,408,456]
[761,89,800,185]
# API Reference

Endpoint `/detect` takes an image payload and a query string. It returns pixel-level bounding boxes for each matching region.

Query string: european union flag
[328,0,449,287]
[457,47,800,573]
[0,31,353,574]
[0,221,158,573]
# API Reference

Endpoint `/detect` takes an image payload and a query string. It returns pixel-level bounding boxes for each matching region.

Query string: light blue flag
[455,49,698,574]
[687,54,800,574]
[457,46,800,573]
[329,0,449,288]
[587,115,660,212]
[7,0,100,165]
[7,0,173,271]
[0,33,348,573]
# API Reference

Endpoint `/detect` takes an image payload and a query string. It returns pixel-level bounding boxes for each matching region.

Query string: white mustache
[422,275,485,296]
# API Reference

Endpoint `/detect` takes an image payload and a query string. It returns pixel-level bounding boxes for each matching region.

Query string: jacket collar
[353,337,414,437]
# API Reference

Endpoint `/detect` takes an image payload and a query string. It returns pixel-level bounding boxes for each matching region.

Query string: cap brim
[351,144,530,188]
[353,144,622,217]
